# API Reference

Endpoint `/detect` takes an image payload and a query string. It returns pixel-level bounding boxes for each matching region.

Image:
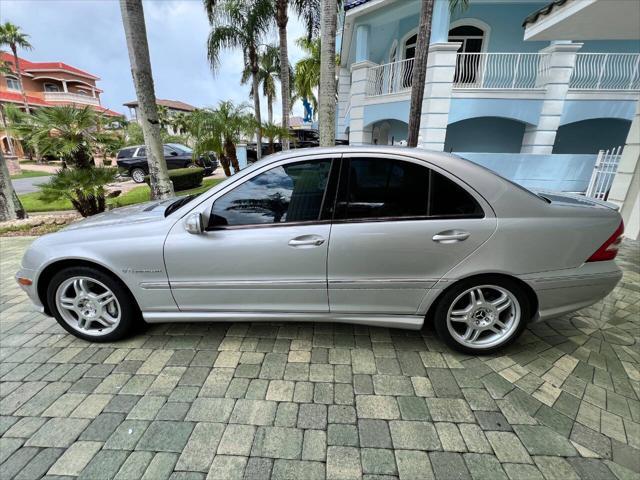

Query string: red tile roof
[1,52,99,80]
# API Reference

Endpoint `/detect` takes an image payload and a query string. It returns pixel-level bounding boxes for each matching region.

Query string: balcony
[570,53,640,90]
[43,91,100,106]
[364,52,640,98]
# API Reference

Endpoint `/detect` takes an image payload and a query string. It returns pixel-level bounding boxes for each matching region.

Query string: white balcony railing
[453,53,551,89]
[570,53,640,90]
[43,91,100,106]
[366,58,414,97]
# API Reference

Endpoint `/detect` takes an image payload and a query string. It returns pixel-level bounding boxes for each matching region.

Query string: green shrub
[38,167,118,217]
[145,167,204,191]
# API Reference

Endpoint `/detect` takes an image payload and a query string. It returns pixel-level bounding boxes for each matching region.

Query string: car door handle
[432,230,470,243]
[288,235,325,248]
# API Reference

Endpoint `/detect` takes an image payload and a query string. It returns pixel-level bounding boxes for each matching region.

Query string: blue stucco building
[336,0,640,195]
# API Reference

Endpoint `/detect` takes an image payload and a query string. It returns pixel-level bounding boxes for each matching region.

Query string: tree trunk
[267,94,273,125]
[11,46,30,115]
[120,0,174,200]
[276,0,290,150]
[0,150,26,221]
[407,0,434,147]
[319,0,337,147]
[225,138,240,173]
[0,105,16,157]
[250,48,263,161]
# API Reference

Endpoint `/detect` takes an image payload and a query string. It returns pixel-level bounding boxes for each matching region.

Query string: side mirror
[170,151,178,156]
[184,212,204,234]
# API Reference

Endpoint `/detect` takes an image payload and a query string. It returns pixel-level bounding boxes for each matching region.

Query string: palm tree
[407,0,468,146]
[262,122,292,154]
[119,0,174,200]
[0,22,32,114]
[204,0,272,161]
[242,45,280,125]
[0,149,26,221]
[293,37,320,120]
[6,105,118,168]
[274,0,320,150]
[189,101,253,176]
[318,0,337,147]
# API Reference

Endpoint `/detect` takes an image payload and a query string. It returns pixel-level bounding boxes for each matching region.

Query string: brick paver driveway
[1,237,639,480]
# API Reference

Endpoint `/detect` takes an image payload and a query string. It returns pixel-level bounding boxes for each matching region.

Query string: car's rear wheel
[130,167,146,183]
[433,277,531,354]
[47,266,139,342]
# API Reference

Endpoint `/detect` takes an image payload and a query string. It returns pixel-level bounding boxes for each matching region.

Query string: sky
[1,0,309,120]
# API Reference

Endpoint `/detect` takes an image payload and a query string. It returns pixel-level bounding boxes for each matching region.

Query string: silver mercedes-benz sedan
[16,147,624,353]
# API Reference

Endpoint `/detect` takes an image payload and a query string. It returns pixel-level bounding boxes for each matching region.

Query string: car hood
[62,199,174,231]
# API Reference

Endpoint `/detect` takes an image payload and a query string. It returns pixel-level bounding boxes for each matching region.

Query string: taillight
[587,221,624,262]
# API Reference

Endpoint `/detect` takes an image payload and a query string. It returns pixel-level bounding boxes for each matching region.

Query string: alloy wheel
[446,285,520,349]
[132,169,145,183]
[55,276,121,337]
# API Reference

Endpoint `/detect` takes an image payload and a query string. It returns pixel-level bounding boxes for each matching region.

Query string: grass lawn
[19,177,225,213]
[10,170,52,179]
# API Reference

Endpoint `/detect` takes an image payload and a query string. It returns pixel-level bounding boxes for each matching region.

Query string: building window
[6,76,20,91]
[44,83,61,92]
[404,34,417,60]
[449,24,487,84]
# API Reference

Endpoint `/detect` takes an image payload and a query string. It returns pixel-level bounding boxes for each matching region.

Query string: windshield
[164,194,200,216]
[168,143,193,154]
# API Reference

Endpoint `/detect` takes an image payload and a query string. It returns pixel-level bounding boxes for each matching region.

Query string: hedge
[145,167,204,191]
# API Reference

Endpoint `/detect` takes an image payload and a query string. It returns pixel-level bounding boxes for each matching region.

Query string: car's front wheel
[433,277,531,354]
[47,266,139,342]
[130,167,146,183]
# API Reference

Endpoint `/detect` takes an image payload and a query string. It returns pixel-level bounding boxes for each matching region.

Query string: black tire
[46,266,140,342]
[130,167,146,183]
[432,276,532,355]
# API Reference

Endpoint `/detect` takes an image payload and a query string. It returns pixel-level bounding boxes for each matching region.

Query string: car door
[163,145,185,169]
[327,154,497,314]
[163,154,339,312]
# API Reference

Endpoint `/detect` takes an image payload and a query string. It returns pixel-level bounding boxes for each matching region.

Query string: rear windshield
[456,155,550,204]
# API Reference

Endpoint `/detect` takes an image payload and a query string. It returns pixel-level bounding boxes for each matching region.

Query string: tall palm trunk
[224,138,240,173]
[276,0,290,150]
[318,0,337,147]
[0,105,16,157]
[11,45,30,115]
[120,0,174,200]
[267,94,274,124]
[0,150,26,221]
[250,48,263,161]
[407,0,434,147]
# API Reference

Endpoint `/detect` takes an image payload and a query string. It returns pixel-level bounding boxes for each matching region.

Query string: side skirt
[142,311,424,330]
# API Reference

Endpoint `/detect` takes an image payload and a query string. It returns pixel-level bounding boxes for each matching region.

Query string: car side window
[163,146,174,156]
[209,159,333,228]
[335,157,483,221]
[335,157,430,220]
[429,170,483,217]
[135,147,146,157]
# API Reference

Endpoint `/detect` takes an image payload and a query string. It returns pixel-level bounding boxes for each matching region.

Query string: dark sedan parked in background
[246,129,349,162]
[117,143,217,183]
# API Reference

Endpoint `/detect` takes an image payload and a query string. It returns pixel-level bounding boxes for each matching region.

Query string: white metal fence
[570,53,640,90]
[366,58,415,96]
[453,53,551,89]
[585,146,622,200]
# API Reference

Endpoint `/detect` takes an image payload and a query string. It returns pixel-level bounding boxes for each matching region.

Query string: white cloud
[1,0,308,120]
